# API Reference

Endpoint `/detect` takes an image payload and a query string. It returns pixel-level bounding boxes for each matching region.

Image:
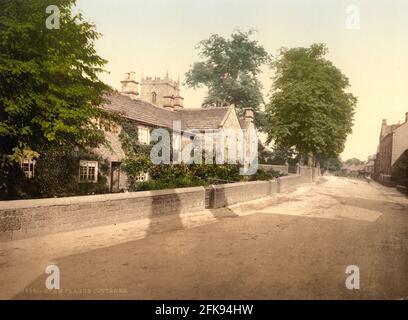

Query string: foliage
[9,148,40,162]
[248,169,284,181]
[144,164,205,190]
[265,43,357,162]
[258,142,298,165]
[0,0,114,158]
[258,143,275,164]
[345,157,364,166]
[320,156,342,172]
[118,120,242,191]
[123,156,153,191]
[119,119,154,190]
[34,147,110,198]
[125,162,243,192]
[185,30,270,126]
[119,119,152,157]
[0,145,110,200]
[0,155,25,199]
[189,163,241,183]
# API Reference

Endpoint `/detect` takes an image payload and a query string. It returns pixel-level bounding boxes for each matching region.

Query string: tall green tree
[0,0,113,157]
[265,44,357,165]
[185,30,270,125]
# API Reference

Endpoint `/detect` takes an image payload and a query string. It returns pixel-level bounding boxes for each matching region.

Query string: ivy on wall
[0,146,110,200]
[119,119,153,190]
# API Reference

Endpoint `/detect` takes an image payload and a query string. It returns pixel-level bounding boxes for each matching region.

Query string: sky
[75,0,408,161]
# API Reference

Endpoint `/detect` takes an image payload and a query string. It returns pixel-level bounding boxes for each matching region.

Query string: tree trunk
[307,151,313,167]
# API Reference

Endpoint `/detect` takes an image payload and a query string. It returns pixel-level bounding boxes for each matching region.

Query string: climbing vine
[119,119,153,189]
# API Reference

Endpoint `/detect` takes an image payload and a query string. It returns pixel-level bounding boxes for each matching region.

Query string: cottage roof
[101,94,235,131]
[101,94,174,128]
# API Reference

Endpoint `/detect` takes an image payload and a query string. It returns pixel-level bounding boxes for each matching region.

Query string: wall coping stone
[212,180,272,189]
[279,174,305,180]
[0,186,205,210]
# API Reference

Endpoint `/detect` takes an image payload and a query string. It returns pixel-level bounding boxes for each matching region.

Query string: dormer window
[151,92,157,104]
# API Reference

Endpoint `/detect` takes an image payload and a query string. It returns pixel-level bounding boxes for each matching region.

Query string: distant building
[340,163,365,177]
[374,113,408,183]
[364,160,375,176]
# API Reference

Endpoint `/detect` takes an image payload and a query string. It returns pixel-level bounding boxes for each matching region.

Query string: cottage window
[20,159,35,178]
[138,126,150,144]
[79,160,98,183]
[136,172,149,182]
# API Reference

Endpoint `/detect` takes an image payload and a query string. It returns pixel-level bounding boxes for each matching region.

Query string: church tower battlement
[140,72,184,111]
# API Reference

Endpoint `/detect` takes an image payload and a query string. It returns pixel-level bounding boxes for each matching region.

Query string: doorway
[110,162,121,193]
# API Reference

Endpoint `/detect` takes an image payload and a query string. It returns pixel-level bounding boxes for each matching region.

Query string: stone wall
[0,166,320,241]
[0,187,205,241]
[209,180,278,208]
[258,164,289,174]
[278,166,313,192]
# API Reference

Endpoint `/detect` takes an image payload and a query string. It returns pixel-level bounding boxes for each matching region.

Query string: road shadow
[11,209,408,300]
[145,191,184,236]
[206,187,240,220]
[318,193,408,214]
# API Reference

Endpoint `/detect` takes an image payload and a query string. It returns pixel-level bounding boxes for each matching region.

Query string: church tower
[140,72,184,111]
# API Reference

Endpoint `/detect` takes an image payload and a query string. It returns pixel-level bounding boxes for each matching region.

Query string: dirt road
[2,176,408,299]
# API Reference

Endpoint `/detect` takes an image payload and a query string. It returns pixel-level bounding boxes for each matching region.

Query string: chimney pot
[382,119,387,126]
[405,112,408,122]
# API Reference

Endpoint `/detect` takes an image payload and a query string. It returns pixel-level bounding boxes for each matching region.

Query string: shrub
[248,169,284,181]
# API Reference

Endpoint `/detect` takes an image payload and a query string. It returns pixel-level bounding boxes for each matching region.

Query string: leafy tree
[367,154,375,162]
[0,0,113,158]
[185,30,270,125]
[258,142,298,165]
[265,44,357,166]
[345,157,364,166]
[321,156,342,172]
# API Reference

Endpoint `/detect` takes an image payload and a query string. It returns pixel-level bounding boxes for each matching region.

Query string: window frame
[137,126,150,145]
[151,92,157,104]
[79,160,99,183]
[135,172,149,182]
[20,159,36,179]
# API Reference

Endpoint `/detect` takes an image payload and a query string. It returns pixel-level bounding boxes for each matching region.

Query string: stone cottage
[89,72,256,192]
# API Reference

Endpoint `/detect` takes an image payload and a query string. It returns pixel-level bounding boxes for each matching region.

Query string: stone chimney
[382,119,387,127]
[244,108,254,124]
[120,72,139,100]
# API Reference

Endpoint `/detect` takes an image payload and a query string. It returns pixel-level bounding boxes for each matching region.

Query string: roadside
[2,177,408,299]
